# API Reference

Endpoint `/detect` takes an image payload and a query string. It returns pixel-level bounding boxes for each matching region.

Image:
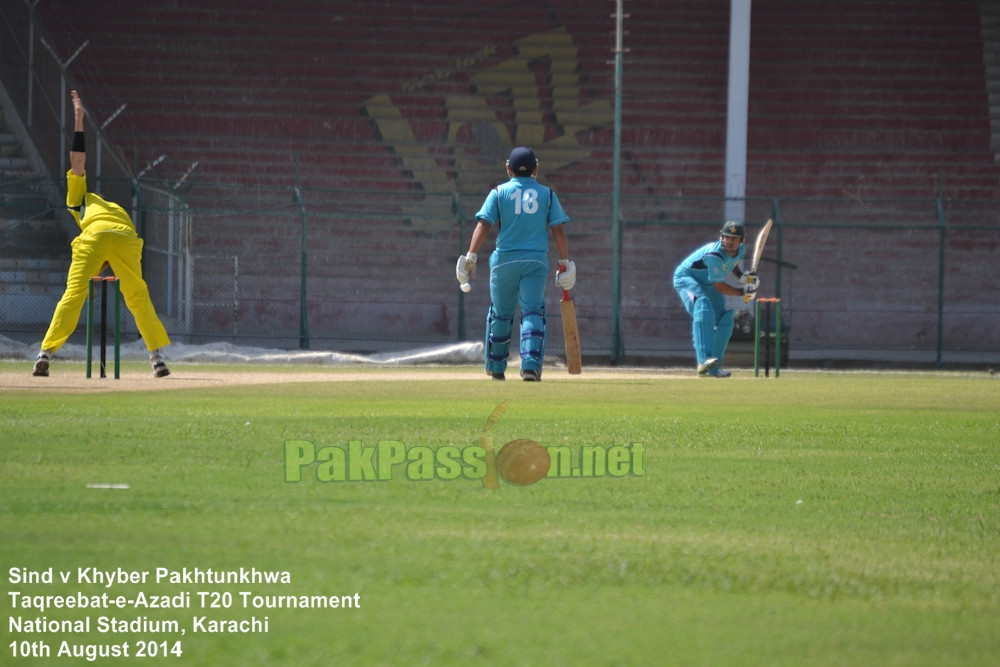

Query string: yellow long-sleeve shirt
[66,170,137,237]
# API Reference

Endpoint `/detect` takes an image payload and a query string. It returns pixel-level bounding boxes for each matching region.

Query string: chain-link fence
[3,180,999,369]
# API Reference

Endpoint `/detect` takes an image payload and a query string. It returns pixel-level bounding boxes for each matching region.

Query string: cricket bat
[559,263,582,374]
[744,218,773,302]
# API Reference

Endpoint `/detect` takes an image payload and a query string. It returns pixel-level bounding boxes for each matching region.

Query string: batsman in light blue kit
[456,147,575,381]
[673,222,758,377]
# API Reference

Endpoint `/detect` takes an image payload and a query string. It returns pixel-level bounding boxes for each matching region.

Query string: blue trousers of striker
[674,276,735,367]
[484,252,547,375]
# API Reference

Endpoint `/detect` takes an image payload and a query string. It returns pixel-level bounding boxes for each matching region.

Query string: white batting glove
[455,252,478,292]
[739,272,758,288]
[457,252,477,281]
[556,260,576,290]
[742,280,758,302]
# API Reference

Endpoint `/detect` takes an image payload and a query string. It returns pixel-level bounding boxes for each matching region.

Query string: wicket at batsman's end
[753,297,783,379]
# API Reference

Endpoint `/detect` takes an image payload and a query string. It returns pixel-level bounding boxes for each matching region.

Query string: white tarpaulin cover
[0,334,483,366]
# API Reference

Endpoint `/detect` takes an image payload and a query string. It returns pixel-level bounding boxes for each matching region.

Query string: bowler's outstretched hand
[71,90,86,125]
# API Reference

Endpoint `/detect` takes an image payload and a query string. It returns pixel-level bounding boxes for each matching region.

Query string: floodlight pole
[610,0,627,364]
[293,182,310,350]
[724,0,752,223]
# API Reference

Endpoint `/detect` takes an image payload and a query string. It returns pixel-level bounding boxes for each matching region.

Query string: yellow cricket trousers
[41,230,171,353]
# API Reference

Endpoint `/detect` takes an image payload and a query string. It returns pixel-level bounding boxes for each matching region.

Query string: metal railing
[3,180,998,369]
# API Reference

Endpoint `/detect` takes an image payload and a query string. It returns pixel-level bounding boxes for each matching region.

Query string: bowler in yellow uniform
[33,90,171,377]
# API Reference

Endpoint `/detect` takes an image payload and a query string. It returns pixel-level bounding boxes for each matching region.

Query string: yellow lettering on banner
[362,27,613,232]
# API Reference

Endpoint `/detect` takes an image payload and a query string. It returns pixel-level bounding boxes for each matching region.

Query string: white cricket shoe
[32,352,51,377]
[151,355,171,378]
[697,358,719,376]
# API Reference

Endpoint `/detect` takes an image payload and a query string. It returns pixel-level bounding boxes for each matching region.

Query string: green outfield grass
[2,364,999,666]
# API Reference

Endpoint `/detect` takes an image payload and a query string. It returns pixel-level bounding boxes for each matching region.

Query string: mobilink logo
[283,400,644,487]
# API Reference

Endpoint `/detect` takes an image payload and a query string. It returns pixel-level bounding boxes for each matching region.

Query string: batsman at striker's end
[32,90,172,378]
[673,221,761,377]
